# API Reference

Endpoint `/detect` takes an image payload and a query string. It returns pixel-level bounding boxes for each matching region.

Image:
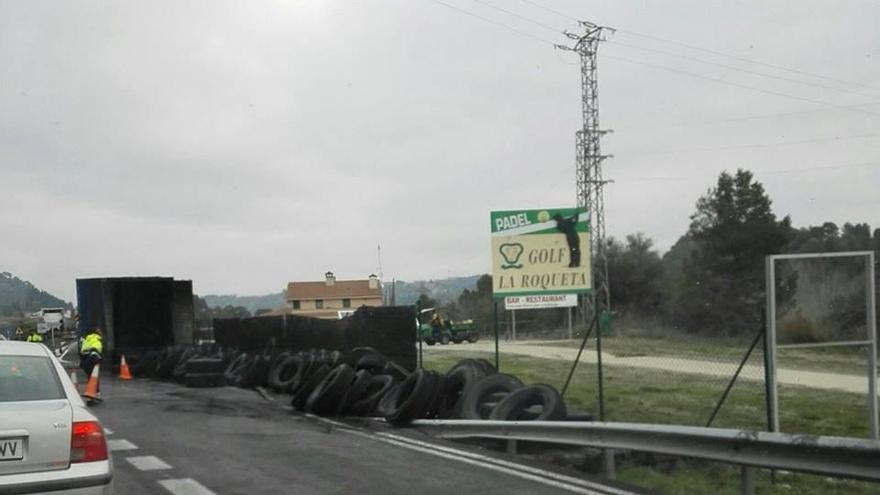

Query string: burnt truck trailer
[76,277,195,363]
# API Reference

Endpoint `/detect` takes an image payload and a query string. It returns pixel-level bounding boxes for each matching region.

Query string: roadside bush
[778,310,821,344]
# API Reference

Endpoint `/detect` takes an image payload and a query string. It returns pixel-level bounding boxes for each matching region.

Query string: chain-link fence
[421,288,877,438]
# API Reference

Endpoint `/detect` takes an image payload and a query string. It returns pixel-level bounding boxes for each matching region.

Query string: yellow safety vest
[27,333,43,342]
[81,333,103,354]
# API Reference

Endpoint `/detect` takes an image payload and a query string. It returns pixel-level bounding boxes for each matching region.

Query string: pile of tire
[133,344,235,388]
[267,347,402,417]
[285,353,568,426]
[140,345,569,425]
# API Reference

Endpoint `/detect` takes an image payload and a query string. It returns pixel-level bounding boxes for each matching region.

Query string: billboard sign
[491,207,590,298]
[504,294,578,310]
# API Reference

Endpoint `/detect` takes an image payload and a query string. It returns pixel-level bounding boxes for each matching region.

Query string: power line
[425,0,557,45]
[517,0,578,22]
[616,161,879,183]
[615,102,880,133]
[618,133,879,158]
[615,29,880,91]
[483,0,880,104]
[469,0,562,33]
[516,0,878,91]
[604,53,880,117]
[607,40,880,101]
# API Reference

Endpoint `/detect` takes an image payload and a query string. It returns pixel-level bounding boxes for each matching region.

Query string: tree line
[427,169,880,339]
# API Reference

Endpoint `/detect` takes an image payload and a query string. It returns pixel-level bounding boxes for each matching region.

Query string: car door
[0,353,73,476]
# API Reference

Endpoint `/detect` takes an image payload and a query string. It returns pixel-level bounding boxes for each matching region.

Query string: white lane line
[309,415,631,495]
[103,428,113,435]
[374,431,633,495]
[158,478,217,495]
[126,455,172,471]
[341,428,606,495]
[107,439,138,451]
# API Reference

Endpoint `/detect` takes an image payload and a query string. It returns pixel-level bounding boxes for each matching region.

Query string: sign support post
[493,301,500,371]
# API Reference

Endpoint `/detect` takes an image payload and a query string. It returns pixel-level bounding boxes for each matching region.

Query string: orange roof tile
[287,279,380,300]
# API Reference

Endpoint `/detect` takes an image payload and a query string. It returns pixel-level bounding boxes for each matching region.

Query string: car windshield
[0,355,65,402]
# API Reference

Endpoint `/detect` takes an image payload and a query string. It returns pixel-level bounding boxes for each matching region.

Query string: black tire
[355,353,388,374]
[451,339,463,344]
[460,373,523,420]
[489,384,567,421]
[339,369,373,414]
[328,350,343,367]
[268,351,292,374]
[424,373,447,419]
[268,355,306,391]
[467,333,480,343]
[438,360,487,419]
[305,364,356,415]
[185,373,226,388]
[291,364,330,411]
[346,347,378,366]
[155,347,183,379]
[224,354,253,387]
[131,351,161,377]
[381,361,410,382]
[239,355,271,388]
[186,358,226,374]
[440,334,451,345]
[425,339,436,346]
[475,358,497,376]
[384,369,441,425]
[288,354,317,394]
[349,375,396,416]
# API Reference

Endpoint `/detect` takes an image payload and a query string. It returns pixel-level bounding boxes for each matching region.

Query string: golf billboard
[490,207,591,298]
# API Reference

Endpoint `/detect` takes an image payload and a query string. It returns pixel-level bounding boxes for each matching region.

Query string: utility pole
[556,21,614,319]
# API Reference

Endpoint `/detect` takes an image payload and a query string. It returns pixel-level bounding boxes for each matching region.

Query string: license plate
[0,438,23,461]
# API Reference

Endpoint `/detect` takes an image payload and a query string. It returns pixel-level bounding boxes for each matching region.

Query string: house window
[316,299,324,309]
[292,300,300,310]
[342,298,351,308]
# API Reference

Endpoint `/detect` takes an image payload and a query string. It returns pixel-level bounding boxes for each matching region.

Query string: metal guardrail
[410,420,880,484]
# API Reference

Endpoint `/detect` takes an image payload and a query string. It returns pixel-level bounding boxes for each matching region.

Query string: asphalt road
[91,377,637,495]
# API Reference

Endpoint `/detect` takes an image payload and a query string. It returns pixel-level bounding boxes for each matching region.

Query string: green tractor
[418,308,480,345]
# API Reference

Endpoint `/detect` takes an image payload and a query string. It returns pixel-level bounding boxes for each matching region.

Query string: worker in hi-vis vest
[80,328,104,390]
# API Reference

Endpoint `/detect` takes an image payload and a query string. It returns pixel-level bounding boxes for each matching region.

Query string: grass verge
[422,350,880,495]
[529,335,873,376]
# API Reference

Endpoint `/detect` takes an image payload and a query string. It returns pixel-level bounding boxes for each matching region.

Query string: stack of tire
[132,344,231,385]
[267,347,401,417]
[285,353,568,426]
[140,345,568,425]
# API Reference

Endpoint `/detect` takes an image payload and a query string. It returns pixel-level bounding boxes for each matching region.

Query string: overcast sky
[2,0,878,302]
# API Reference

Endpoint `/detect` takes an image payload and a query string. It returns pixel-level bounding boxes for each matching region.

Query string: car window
[0,355,65,402]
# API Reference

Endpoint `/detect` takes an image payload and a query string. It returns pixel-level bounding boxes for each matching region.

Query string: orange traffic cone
[119,355,132,380]
[82,364,101,401]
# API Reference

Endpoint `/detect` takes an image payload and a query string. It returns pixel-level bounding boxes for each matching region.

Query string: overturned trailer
[76,277,195,362]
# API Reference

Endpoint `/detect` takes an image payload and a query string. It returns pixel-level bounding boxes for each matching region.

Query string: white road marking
[340,428,615,495]
[375,431,633,495]
[107,439,138,451]
[309,415,630,495]
[103,428,113,435]
[126,455,172,471]
[158,478,217,495]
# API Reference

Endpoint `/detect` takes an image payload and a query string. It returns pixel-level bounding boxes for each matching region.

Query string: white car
[0,341,113,494]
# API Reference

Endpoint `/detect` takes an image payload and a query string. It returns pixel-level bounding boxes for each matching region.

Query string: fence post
[706,327,764,427]
[416,301,423,370]
[740,466,755,495]
[494,300,500,371]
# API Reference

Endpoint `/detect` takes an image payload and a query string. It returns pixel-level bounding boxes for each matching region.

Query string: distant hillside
[0,272,69,316]
[202,292,285,313]
[389,275,481,306]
